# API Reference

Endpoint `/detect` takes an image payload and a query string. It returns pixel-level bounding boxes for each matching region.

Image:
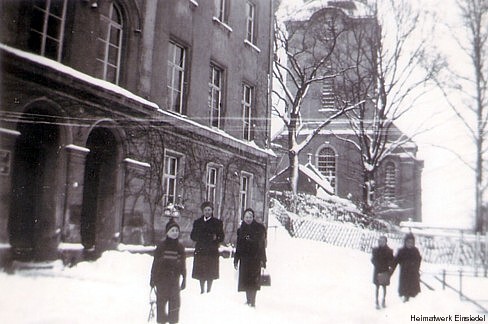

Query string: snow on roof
[277,0,372,22]
[157,109,276,157]
[271,162,334,193]
[300,162,334,193]
[123,158,151,168]
[0,43,159,110]
[1,43,276,158]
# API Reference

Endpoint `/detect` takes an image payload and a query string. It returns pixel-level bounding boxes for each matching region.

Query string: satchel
[377,271,390,285]
[260,269,271,286]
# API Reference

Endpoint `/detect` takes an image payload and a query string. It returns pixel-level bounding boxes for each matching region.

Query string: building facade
[271,0,423,223]
[0,0,274,265]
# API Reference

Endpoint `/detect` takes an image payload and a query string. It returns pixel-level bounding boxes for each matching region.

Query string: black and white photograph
[0,0,487,323]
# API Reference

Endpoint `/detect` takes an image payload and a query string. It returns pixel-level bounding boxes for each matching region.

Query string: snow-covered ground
[1,214,485,324]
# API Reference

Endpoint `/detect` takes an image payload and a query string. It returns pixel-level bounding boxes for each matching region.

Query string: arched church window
[317,147,336,192]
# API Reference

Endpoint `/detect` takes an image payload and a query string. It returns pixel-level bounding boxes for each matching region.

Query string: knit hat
[165,219,180,233]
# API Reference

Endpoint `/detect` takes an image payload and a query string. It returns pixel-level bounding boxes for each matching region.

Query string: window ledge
[244,39,261,53]
[189,0,198,7]
[212,17,233,33]
[165,108,187,118]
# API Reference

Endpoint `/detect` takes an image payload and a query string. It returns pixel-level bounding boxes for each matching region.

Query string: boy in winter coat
[150,219,186,324]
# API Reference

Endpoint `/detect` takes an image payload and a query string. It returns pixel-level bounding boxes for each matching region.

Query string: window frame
[238,171,254,219]
[245,1,256,44]
[316,146,337,193]
[29,0,68,62]
[163,150,185,206]
[319,66,335,112]
[209,63,224,129]
[205,163,223,218]
[242,83,254,141]
[97,2,124,85]
[215,0,229,24]
[167,41,187,114]
[384,161,397,201]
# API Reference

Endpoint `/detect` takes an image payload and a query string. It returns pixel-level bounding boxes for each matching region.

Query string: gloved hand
[234,260,239,270]
[180,278,186,290]
[150,280,155,288]
[260,261,266,269]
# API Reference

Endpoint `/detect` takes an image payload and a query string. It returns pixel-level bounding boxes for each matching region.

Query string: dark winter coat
[190,216,224,280]
[371,245,394,285]
[150,237,186,294]
[234,220,267,292]
[393,246,422,297]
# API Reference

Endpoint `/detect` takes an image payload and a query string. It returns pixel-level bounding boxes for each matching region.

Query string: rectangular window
[384,162,396,200]
[163,152,184,206]
[242,84,254,141]
[320,73,335,111]
[29,0,67,61]
[239,172,253,218]
[206,167,217,205]
[215,0,229,24]
[206,164,222,218]
[97,3,123,84]
[209,64,224,128]
[245,2,255,44]
[167,42,186,114]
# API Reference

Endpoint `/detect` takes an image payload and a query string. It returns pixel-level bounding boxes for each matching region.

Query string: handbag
[377,271,391,285]
[260,269,271,286]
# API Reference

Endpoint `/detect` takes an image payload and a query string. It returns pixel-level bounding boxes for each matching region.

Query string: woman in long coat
[392,233,422,302]
[371,235,394,309]
[190,201,224,294]
[233,208,267,307]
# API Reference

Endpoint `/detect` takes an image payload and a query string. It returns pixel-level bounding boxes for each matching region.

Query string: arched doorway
[80,127,119,251]
[9,108,60,261]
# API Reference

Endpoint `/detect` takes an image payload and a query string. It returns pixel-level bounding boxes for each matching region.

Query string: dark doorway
[9,110,59,261]
[80,127,118,251]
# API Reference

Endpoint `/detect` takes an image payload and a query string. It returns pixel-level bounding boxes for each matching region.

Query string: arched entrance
[80,127,119,252]
[9,108,60,261]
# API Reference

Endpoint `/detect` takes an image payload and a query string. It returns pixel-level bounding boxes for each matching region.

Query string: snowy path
[0,221,485,323]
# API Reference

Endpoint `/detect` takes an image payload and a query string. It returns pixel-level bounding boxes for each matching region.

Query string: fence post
[475,232,480,277]
[458,269,463,300]
[442,269,446,290]
[485,232,488,278]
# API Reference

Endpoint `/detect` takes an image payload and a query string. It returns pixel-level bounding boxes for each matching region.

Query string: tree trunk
[362,169,375,215]
[288,123,300,213]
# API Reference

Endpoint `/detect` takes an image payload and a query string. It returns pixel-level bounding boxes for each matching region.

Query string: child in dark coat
[371,235,394,309]
[150,219,186,324]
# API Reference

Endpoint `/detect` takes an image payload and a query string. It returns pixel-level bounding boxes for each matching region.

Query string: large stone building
[271,0,423,223]
[0,0,274,265]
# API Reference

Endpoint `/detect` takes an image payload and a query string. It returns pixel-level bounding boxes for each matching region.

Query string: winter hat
[404,232,415,243]
[165,219,180,233]
[200,201,214,211]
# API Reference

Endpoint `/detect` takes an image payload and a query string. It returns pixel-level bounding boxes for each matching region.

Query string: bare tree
[434,0,488,233]
[272,6,361,200]
[331,0,441,214]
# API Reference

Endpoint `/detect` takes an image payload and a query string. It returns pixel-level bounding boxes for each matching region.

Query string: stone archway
[8,108,61,261]
[80,127,119,252]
